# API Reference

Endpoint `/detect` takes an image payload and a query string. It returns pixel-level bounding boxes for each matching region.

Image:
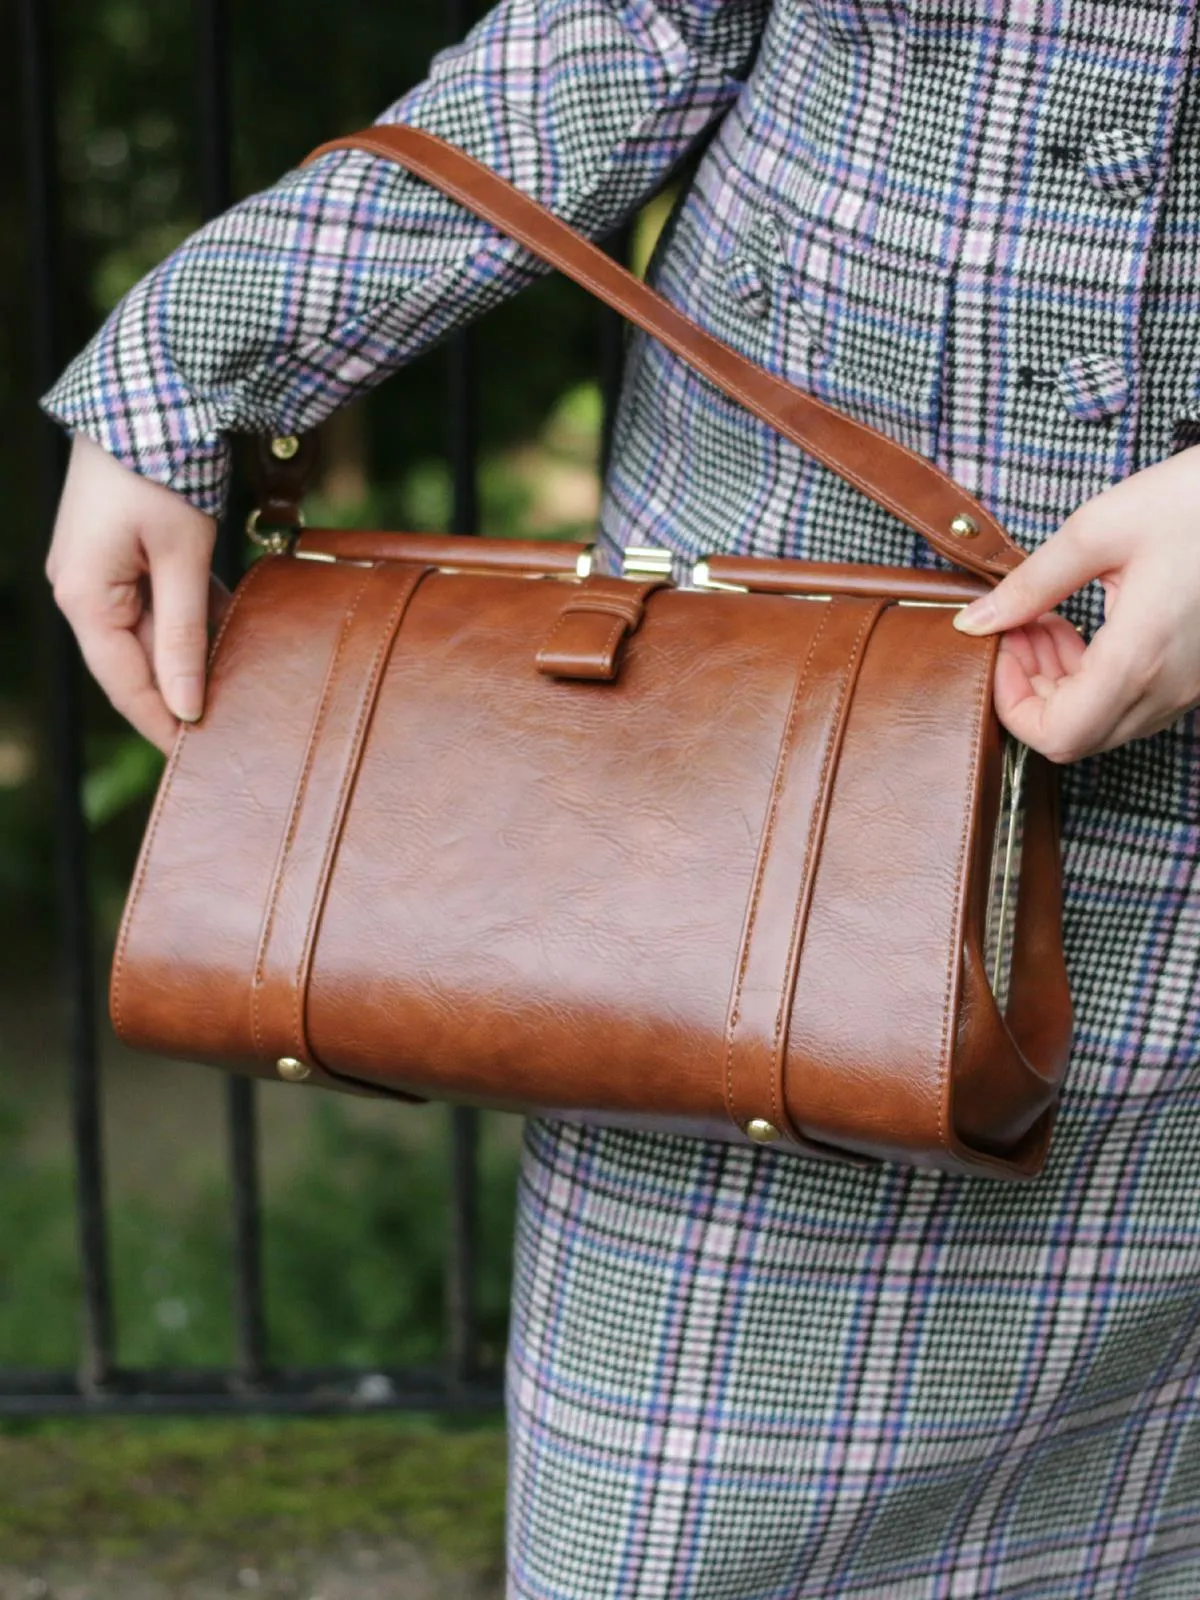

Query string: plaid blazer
[43,3,1200,1594]
[43,0,1200,821]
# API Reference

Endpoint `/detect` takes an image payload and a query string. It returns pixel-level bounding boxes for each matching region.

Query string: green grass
[0,1415,506,1579]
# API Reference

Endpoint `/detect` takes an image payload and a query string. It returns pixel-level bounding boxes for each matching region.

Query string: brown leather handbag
[111,126,1073,1180]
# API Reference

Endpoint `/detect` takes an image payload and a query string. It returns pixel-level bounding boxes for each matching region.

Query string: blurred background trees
[0,0,666,1388]
[1,9,692,1579]
[4,0,616,947]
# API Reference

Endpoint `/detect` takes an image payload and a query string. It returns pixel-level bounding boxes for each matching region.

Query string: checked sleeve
[40,0,767,517]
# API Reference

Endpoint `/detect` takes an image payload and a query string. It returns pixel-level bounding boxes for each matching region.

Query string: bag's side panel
[945,748,1070,1173]
[304,577,828,1123]
[781,605,999,1165]
[110,557,389,1069]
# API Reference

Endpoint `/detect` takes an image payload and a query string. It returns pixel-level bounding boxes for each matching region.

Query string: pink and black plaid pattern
[41,0,1200,1592]
[41,0,767,514]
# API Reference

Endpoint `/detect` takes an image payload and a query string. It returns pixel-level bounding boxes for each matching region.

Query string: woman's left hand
[952,443,1200,764]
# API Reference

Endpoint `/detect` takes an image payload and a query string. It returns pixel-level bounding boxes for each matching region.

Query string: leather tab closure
[536,577,666,681]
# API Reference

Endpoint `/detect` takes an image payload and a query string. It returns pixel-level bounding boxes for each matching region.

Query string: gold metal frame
[984,737,1029,1009]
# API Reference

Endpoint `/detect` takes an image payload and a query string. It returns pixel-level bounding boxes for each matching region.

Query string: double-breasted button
[723,253,770,319]
[1082,128,1155,199]
[1056,351,1132,422]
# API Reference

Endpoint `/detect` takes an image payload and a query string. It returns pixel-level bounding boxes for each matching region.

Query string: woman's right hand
[45,434,226,755]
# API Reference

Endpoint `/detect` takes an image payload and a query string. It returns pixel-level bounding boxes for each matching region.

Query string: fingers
[954,515,1110,637]
[963,447,1200,758]
[999,615,1085,686]
[47,436,218,751]
[136,572,234,686]
[1100,695,1182,754]
[51,544,180,754]
[72,607,180,754]
[993,615,1148,763]
[148,533,217,723]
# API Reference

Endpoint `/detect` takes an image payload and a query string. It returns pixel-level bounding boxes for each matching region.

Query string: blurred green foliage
[4,0,611,948]
[0,1090,517,1371]
[1,4,678,1428]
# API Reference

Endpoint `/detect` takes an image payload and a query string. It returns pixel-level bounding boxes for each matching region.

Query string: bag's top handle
[304,125,1023,583]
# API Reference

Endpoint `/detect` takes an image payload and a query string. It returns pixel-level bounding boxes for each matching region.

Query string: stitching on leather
[937,639,994,1154]
[537,608,628,674]
[536,606,589,666]
[316,133,1018,580]
[111,556,273,1041]
[251,562,378,1057]
[767,601,885,1137]
[597,613,630,670]
[292,565,428,1061]
[562,594,644,622]
[723,605,831,1136]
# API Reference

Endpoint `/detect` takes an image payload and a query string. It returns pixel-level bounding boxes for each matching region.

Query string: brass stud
[745,1117,781,1144]
[270,434,301,461]
[276,1055,312,1082]
[949,513,979,539]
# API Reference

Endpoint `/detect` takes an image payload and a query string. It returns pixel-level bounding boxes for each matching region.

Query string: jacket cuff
[40,315,233,518]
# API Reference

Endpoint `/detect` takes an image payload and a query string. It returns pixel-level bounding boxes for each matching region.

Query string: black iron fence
[12,0,625,1416]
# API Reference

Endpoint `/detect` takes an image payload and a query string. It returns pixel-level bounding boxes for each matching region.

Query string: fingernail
[170,675,204,723]
[953,597,998,635]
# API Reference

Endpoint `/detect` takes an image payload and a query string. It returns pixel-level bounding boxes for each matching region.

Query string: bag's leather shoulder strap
[304,125,1023,582]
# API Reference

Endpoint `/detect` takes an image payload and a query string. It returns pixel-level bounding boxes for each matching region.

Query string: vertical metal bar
[444,0,482,1389]
[196,0,268,1387]
[448,330,481,540]
[19,0,115,1393]
[225,1079,267,1386]
[446,1108,480,1385]
[196,0,241,588]
[197,0,232,219]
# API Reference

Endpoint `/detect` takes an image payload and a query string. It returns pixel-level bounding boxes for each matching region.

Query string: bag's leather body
[111,128,1074,1181]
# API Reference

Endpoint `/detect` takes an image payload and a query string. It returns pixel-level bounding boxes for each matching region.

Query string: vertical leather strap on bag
[302,125,1025,584]
[723,596,887,1146]
[251,560,432,1076]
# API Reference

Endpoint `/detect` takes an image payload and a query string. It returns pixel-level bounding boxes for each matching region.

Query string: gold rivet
[745,1118,781,1144]
[270,435,300,461]
[949,513,979,539]
[276,1055,311,1082]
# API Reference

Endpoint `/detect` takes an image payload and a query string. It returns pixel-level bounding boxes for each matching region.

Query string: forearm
[41,0,766,516]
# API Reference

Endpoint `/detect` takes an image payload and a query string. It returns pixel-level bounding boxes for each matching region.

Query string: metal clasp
[246,506,306,555]
[691,559,747,593]
[621,546,675,581]
[984,738,1029,1009]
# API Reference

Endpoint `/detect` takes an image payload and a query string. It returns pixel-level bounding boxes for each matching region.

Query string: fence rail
[13,0,624,1416]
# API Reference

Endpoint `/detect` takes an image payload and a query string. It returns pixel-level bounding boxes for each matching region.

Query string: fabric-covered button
[1056,352,1132,422]
[723,253,769,319]
[1082,128,1155,199]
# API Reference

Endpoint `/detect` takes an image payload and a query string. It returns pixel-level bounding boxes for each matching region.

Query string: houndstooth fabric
[506,801,1200,1597]
[42,0,1200,1592]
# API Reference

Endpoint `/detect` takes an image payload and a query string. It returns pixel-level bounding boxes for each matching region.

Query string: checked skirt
[505,787,1200,1598]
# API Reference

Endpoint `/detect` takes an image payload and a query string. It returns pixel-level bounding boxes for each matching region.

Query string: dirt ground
[0,1540,503,1600]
